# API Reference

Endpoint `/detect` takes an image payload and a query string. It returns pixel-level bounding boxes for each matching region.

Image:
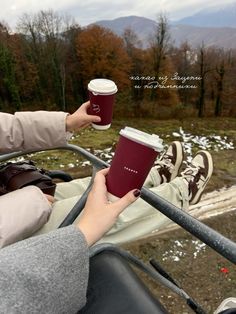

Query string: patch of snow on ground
[80,147,113,167]
[81,161,91,167]
[73,128,235,168]
[172,127,234,162]
[192,240,206,258]
[162,239,206,262]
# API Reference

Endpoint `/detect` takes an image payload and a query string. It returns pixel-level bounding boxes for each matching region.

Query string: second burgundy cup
[106,127,163,198]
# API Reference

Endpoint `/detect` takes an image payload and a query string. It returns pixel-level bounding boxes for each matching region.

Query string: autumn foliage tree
[76,25,131,91]
[211,49,235,117]
[171,42,197,107]
[17,10,74,110]
[145,15,180,115]
[196,44,209,117]
[62,24,83,106]
[123,27,146,104]
[0,23,21,111]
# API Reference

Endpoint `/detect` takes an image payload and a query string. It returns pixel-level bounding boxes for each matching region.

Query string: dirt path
[189,185,236,220]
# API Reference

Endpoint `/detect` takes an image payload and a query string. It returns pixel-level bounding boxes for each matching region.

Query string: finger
[93,168,109,186]
[80,101,102,123]
[81,101,90,110]
[44,194,55,204]
[113,189,140,214]
[91,168,110,196]
[97,167,110,176]
[85,114,101,123]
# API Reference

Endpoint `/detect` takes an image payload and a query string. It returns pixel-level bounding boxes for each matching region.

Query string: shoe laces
[181,163,204,183]
[156,154,174,172]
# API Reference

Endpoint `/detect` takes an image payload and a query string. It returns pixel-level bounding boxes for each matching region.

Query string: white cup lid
[88,79,118,95]
[120,127,163,152]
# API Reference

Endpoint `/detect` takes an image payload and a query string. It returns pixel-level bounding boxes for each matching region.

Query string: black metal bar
[0,144,108,169]
[150,259,180,287]
[59,184,92,228]
[59,144,108,169]
[149,259,206,314]
[48,170,73,182]
[62,147,236,264]
[59,165,100,227]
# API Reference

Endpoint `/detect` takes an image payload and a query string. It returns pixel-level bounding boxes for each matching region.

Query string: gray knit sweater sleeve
[0,226,89,314]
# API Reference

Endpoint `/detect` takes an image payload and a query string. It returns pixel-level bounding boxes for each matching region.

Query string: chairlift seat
[79,250,168,314]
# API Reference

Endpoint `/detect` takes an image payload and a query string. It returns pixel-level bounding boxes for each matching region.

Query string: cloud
[0,0,235,29]
[60,0,236,25]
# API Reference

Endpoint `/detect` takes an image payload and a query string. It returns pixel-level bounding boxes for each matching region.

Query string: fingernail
[133,189,141,197]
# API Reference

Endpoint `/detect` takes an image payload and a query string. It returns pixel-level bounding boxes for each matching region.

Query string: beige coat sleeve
[0,111,69,153]
[0,111,70,247]
[0,186,52,248]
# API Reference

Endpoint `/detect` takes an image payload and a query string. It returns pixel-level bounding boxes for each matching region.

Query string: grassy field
[28,117,236,192]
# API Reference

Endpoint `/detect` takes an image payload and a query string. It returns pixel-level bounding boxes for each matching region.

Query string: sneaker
[214,297,236,314]
[181,151,213,205]
[155,141,184,184]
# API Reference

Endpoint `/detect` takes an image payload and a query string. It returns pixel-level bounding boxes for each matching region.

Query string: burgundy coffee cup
[87,79,118,130]
[106,127,163,198]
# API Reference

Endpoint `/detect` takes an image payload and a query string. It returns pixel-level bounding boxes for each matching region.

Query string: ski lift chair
[1,144,236,314]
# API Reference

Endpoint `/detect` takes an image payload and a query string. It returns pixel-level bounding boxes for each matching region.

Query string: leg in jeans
[99,176,189,244]
[34,176,187,239]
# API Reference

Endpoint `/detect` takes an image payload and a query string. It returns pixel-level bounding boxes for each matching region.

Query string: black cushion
[79,250,168,314]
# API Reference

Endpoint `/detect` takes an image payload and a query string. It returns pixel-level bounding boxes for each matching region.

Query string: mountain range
[176,2,236,28]
[93,2,236,49]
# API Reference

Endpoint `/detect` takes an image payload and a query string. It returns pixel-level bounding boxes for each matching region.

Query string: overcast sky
[0,0,235,30]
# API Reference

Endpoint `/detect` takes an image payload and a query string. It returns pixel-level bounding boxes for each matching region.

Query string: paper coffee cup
[88,79,118,130]
[106,127,163,198]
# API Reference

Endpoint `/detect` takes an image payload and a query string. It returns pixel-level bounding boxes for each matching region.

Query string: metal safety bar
[1,143,236,264]
[0,144,108,169]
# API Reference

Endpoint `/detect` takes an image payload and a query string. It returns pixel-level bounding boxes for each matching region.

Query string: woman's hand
[77,168,140,246]
[66,101,101,132]
[44,194,55,206]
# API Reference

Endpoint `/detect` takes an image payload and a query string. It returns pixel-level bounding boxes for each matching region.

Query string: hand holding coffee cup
[88,79,118,130]
[66,101,101,132]
[106,127,163,198]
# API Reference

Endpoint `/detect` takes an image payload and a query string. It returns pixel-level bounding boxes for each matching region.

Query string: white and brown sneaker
[155,141,184,184]
[181,151,213,205]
